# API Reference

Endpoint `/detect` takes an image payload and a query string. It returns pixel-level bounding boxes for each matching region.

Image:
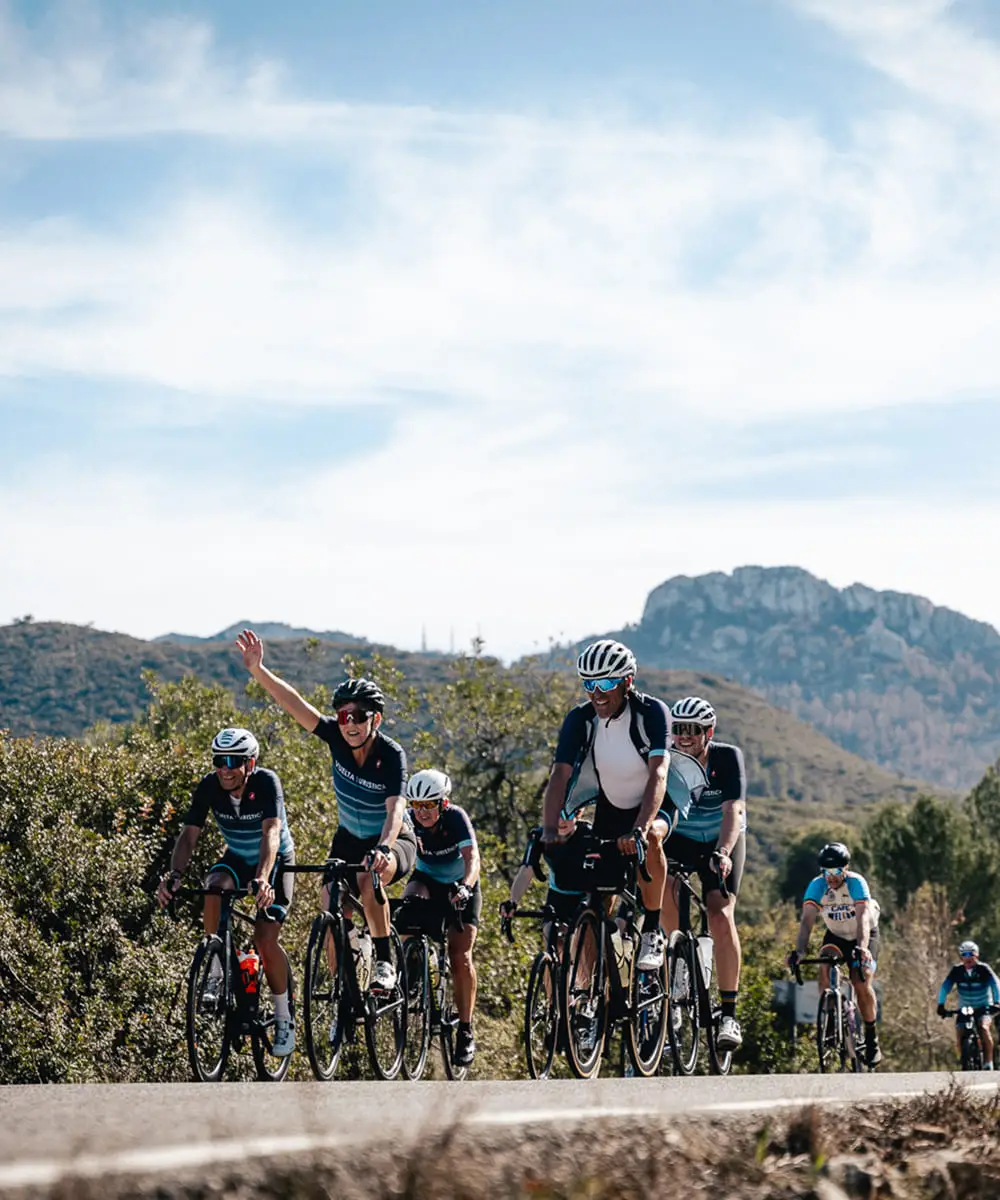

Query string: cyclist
[156,727,296,1056]
[402,769,481,1068]
[236,629,415,991]
[541,639,683,971]
[662,696,747,1052]
[937,940,1000,1070]
[502,814,590,942]
[787,842,882,1067]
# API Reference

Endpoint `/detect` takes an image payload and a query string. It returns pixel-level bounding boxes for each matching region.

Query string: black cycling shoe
[454,1027,476,1068]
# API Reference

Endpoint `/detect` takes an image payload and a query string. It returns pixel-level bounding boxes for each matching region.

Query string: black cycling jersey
[184,768,294,866]
[312,717,407,839]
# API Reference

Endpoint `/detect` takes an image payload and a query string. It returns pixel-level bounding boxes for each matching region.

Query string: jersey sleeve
[182,776,214,828]
[254,770,281,820]
[987,965,1000,1005]
[645,697,669,757]
[451,806,476,850]
[938,971,955,1005]
[803,876,826,907]
[729,745,747,803]
[386,741,406,796]
[846,874,873,902]
[554,706,590,766]
[312,715,340,746]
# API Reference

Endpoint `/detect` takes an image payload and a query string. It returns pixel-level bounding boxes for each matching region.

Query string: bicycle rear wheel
[303,915,346,1081]
[816,990,840,1073]
[666,931,700,1076]
[626,942,667,1077]
[186,936,230,1082]
[562,907,607,1080]
[251,945,294,1082]
[524,951,560,1080]
[707,1008,734,1076]
[365,930,407,1080]
[401,936,431,1081]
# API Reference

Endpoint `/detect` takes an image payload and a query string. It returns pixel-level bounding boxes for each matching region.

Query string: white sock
[272,990,290,1021]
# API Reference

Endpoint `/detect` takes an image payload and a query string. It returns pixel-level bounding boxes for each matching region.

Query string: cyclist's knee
[205,870,234,890]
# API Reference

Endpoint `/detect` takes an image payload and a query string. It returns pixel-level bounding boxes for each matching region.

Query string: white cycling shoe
[717,1015,743,1051]
[637,930,666,971]
[372,960,397,992]
[272,1019,295,1057]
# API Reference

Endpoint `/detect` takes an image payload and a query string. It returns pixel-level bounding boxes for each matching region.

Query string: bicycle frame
[793,953,863,1073]
[178,885,258,1033]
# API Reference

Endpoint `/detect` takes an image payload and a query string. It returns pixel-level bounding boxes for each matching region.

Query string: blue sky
[2,0,1000,658]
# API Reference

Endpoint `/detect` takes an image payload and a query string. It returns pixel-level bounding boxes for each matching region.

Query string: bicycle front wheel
[303,915,346,1081]
[186,936,230,1083]
[562,907,607,1080]
[961,1030,983,1072]
[401,936,431,1081]
[434,944,468,1081]
[626,941,667,1078]
[524,951,560,1080]
[365,930,407,1080]
[816,990,840,1073]
[251,945,294,1082]
[666,931,700,1076]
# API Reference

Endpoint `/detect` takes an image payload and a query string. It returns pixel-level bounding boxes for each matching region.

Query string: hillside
[597,566,1000,790]
[0,620,936,869]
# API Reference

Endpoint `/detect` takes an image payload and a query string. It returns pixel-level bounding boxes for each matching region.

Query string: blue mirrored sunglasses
[582,677,625,693]
[213,754,250,769]
[960,951,977,958]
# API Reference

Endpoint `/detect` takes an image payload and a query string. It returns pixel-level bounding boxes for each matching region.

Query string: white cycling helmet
[576,639,637,681]
[959,940,980,957]
[406,768,453,806]
[211,727,260,759]
[671,696,717,727]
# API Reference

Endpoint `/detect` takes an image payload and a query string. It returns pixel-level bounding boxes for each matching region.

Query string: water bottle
[237,948,260,1000]
[349,926,373,990]
[611,929,630,987]
[697,936,714,990]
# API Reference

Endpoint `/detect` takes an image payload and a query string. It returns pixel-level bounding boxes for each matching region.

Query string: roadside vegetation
[1,646,999,1083]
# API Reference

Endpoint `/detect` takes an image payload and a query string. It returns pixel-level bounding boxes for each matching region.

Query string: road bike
[179,883,293,1083]
[792,952,865,1073]
[290,858,407,1081]
[941,1003,1000,1071]
[502,902,571,1080]
[561,836,668,1079]
[393,892,470,1080]
[663,859,732,1076]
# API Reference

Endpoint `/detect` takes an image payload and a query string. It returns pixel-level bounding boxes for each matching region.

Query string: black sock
[721,991,738,1020]
[459,1020,472,1034]
[642,909,661,934]
[865,1021,878,1042]
[374,936,391,963]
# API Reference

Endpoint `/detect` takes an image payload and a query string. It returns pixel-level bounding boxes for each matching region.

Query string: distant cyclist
[402,769,481,1068]
[156,727,296,1056]
[541,640,681,971]
[237,629,415,991]
[787,842,882,1067]
[663,696,747,1052]
[937,941,1000,1070]
[502,814,590,942]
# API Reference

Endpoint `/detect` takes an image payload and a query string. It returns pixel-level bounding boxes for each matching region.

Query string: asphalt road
[0,1071,996,1190]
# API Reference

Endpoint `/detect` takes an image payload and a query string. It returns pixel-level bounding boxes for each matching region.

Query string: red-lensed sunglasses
[337,708,373,726]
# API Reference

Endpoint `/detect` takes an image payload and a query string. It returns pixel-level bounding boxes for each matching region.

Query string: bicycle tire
[250,945,294,1082]
[666,931,700,1076]
[364,929,407,1080]
[524,951,560,1080]
[303,915,346,1081]
[186,936,230,1082]
[562,907,607,1080]
[626,939,667,1077]
[436,943,468,1081]
[842,1000,865,1073]
[816,990,840,1073]
[961,1029,983,1072]
[401,936,431,1081]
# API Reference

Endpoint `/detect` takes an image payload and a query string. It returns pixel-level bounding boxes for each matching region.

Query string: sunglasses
[410,799,440,812]
[336,708,373,726]
[673,722,710,738]
[582,678,625,693]
[961,951,978,959]
[823,868,845,878]
[213,754,250,770]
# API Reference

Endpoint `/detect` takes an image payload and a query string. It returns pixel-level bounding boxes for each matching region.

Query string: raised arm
[237,628,322,733]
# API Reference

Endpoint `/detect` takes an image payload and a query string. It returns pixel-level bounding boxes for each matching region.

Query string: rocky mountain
[605,566,1000,789]
[153,621,369,646]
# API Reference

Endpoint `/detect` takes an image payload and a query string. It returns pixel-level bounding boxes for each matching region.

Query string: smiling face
[671,721,713,759]
[214,757,251,793]
[335,704,379,748]
[582,676,630,719]
[410,799,442,829]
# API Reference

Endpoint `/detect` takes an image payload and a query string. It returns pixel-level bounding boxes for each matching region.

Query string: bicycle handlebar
[499,905,557,944]
[583,836,652,884]
[284,859,386,905]
[790,953,852,987]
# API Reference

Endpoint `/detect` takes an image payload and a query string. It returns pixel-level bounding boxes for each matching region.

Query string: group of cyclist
[156,627,994,1076]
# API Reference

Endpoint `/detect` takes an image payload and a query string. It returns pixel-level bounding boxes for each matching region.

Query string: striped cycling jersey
[938,963,1000,1010]
[184,768,294,866]
[410,804,477,884]
[313,717,407,839]
[803,871,881,940]
[673,741,747,844]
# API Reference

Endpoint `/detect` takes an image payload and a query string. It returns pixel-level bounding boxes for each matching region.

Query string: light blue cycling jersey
[938,963,1000,1010]
[803,871,881,940]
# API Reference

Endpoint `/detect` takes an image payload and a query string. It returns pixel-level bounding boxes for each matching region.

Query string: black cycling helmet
[332,677,385,714]
[818,842,851,871]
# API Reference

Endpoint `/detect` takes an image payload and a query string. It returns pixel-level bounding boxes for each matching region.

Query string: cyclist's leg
[447,882,481,1023]
[360,823,417,938]
[848,929,880,1062]
[660,829,701,937]
[638,815,669,932]
[203,853,240,935]
[705,833,745,1006]
[979,1011,995,1064]
[254,853,293,997]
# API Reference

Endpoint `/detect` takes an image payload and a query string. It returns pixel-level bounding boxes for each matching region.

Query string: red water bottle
[238,948,260,996]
